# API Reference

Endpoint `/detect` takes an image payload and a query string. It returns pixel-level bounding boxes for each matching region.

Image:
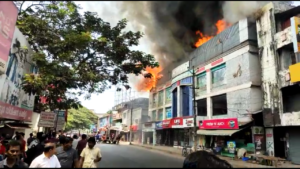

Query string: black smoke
[150,1,225,50]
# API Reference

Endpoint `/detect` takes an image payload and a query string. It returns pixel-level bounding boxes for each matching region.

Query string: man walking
[79,137,102,168]
[56,137,79,168]
[76,134,87,157]
[29,143,61,168]
[0,140,28,168]
[27,133,34,147]
[72,135,79,149]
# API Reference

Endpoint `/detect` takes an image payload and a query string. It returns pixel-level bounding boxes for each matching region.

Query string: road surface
[97,143,184,168]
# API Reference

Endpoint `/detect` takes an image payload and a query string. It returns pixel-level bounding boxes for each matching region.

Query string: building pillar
[141,131,144,144]
[177,86,181,117]
[153,130,156,146]
[207,97,213,119]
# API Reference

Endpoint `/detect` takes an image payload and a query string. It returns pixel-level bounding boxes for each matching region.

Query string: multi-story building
[256,2,300,164]
[111,98,149,143]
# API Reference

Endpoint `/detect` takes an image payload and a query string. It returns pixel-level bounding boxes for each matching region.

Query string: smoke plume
[117,1,292,68]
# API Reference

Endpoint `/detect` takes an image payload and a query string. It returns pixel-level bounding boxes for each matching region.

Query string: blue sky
[76,1,300,113]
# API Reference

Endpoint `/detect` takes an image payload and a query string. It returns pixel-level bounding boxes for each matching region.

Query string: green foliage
[14,1,159,111]
[65,106,98,131]
[106,110,112,114]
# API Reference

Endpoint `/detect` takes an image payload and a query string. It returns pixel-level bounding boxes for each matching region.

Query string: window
[152,93,157,108]
[212,64,226,85]
[212,94,227,116]
[165,107,172,119]
[158,90,164,106]
[197,99,207,116]
[165,87,172,104]
[197,73,206,90]
[152,110,157,121]
[158,109,163,120]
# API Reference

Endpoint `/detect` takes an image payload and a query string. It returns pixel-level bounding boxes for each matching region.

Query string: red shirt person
[76,134,87,156]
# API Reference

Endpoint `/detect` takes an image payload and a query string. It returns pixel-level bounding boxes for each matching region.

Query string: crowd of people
[0,131,102,168]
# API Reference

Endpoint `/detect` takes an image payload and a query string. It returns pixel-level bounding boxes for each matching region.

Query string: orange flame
[136,67,163,92]
[194,20,231,48]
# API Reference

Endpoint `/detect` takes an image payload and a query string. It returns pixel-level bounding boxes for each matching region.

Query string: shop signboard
[165,107,172,119]
[171,117,183,128]
[155,121,163,130]
[54,110,66,131]
[199,118,239,130]
[227,141,236,154]
[184,118,194,127]
[252,126,265,153]
[38,112,56,128]
[162,119,172,129]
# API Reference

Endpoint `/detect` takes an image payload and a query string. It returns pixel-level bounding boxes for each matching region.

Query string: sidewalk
[130,143,299,168]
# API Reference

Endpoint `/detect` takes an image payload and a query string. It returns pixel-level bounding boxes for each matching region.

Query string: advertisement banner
[266,128,275,156]
[199,118,239,130]
[155,121,163,130]
[227,141,236,154]
[162,119,172,129]
[184,118,194,127]
[130,125,138,131]
[291,17,300,53]
[0,101,32,121]
[0,1,18,73]
[38,112,56,128]
[54,110,66,131]
[165,107,172,119]
[171,117,183,128]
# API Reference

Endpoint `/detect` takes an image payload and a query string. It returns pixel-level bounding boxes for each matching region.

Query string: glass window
[212,64,226,85]
[158,90,164,106]
[152,110,157,121]
[165,107,172,119]
[158,109,163,120]
[152,93,157,108]
[165,87,172,104]
[197,73,206,90]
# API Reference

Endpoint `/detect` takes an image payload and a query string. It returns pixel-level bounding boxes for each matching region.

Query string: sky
[75,1,300,113]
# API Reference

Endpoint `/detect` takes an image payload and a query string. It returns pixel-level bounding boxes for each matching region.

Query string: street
[97,143,184,168]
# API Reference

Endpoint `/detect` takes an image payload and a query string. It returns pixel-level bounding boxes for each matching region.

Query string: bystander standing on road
[72,135,79,149]
[27,134,34,147]
[29,143,61,168]
[79,137,102,168]
[56,136,79,168]
[76,134,87,157]
[0,140,28,168]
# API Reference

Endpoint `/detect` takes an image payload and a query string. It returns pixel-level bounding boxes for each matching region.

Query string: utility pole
[191,66,198,152]
[129,106,133,145]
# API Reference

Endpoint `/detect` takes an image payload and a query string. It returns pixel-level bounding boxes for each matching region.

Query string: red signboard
[130,125,138,131]
[0,101,32,122]
[162,119,172,128]
[0,2,18,72]
[171,117,183,126]
[199,118,239,130]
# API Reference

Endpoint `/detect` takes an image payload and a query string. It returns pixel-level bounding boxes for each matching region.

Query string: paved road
[97,143,184,168]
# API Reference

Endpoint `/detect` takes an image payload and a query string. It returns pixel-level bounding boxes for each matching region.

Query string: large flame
[136,67,163,92]
[195,20,231,48]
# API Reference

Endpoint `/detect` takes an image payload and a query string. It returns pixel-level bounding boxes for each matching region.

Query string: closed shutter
[288,129,300,165]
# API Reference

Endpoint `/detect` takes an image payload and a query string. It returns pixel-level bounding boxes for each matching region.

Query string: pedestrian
[25,132,46,165]
[183,150,232,168]
[15,133,26,161]
[76,134,87,157]
[56,137,79,168]
[29,143,60,168]
[0,140,28,168]
[72,135,79,149]
[27,133,34,147]
[79,137,102,168]
[0,141,5,161]
[12,132,19,140]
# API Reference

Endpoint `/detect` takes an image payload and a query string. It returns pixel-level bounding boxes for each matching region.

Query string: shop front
[197,118,258,157]
[183,117,195,147]
[142,122,156,145]
[171,117,185,147]
[130,124,141,143]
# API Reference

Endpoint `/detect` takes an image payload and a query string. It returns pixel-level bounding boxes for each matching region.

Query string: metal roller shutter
[288,128,300,165]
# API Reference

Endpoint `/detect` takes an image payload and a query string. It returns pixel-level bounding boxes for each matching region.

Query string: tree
[65,106,98,131]
[15,1,159,111]
[106,110,112,114]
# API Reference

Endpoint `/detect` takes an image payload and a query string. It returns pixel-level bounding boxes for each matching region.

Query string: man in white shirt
[79,137,102,168]
[72,134,79,149]
[29,143,61,168]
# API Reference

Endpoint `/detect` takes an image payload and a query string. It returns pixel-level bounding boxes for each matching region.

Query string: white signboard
[183,118,194,127]
[266,128,275,156]
[38,112,56,128]
[172,61,190,78]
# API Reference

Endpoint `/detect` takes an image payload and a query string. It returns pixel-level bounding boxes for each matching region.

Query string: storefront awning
[197,128,244,136]
[5,123,31,129]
